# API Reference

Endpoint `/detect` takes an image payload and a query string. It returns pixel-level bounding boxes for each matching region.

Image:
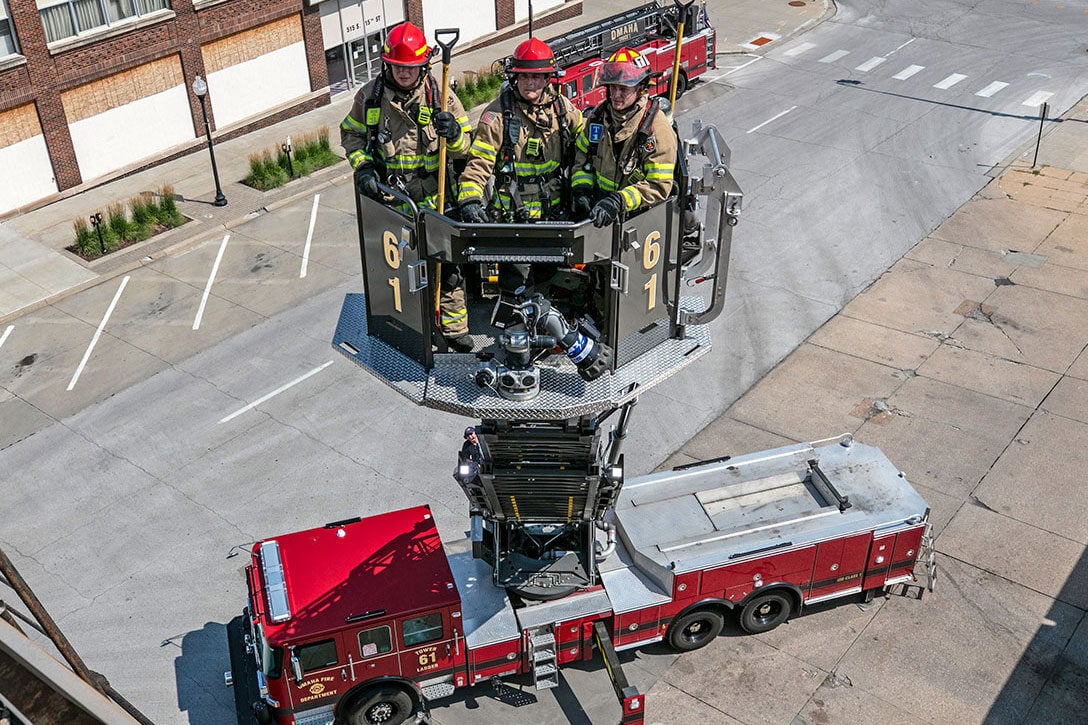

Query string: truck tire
[738,591,793,634]
[674,70,688,99]
[344,685,415,725]
[666,608,724,652]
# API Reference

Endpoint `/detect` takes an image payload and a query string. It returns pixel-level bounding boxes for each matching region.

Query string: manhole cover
[789,1,806,6]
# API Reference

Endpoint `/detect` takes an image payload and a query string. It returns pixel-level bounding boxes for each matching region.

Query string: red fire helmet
[382,22,432,67]
[599,46,652,87]
[509,37,556,74]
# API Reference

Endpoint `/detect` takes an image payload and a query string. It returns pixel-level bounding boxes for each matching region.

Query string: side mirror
[289,647,303,682]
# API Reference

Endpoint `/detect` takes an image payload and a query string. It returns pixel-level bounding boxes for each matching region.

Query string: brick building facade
[0,0,329,215]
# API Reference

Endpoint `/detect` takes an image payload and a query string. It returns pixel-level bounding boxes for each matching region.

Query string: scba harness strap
[582,96,665,190]
[363,73,442,171]
[491,88,574,222]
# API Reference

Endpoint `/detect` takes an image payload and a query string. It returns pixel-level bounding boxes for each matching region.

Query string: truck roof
[255,506,459,643]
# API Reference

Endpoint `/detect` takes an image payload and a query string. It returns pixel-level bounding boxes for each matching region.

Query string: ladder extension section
[593,621,645,725]
[547,3,662,68]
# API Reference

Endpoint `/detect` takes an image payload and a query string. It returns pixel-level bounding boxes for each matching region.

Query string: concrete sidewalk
[0,0,828,324]
[639,103,1088,723]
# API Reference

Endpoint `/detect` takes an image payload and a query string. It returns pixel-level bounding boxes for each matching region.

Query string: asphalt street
[2,0,1088,722]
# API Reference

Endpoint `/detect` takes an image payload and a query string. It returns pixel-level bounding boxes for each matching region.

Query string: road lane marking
[893,65,925,80]
[300,193,320,279]
[67,276,129,392]
[889,38,916,55]
[818,50,849,63]
[783,42,816,57]
[1022,91,1054,107]
[218,360,335,424]
[934,73,967,89]
[855,57,886,72]
[0,325,12,351]
[747,106,797,134]
[975,81,1009,97]
[193,234,230,331]
[722,56,761,76]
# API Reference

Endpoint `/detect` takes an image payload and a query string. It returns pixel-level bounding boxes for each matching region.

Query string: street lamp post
[191,74,228,207]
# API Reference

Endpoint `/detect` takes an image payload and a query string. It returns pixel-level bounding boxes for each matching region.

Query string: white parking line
[67,275,129,392]
[747,106,797,134]
[934,73,967,89]
[0,325,12,351]
[300,193,320,279]
[893,65,925,80]
[193,234,230,331]
[855,57,886,72]
[218,360,335,424]
[1022,91,1054,107]
[783,42,816,57]
[818,50,850,63]
[975,81,1009,98]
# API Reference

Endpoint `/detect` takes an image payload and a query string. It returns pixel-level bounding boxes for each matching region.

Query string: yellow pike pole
[669,0,696,108]
[433,28,460,331]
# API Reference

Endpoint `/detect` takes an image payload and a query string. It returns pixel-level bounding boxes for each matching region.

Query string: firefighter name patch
[588,123,604,143]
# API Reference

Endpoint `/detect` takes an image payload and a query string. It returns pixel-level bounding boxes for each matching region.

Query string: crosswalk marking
[856,57,886,72]
[934,73,967,89]
[892,65,925,80]
[784,42,816,57]
[819,50,850,63]
[1021,91,1054,107]
[975,81,1009,98]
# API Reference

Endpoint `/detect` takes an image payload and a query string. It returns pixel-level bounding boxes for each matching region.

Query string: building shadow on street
[985,544,1088,723]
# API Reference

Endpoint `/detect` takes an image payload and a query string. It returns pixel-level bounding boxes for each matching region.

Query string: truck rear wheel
[674,70,688,99]
[667,608,724,652]
[738,591,792,634]
[344,686,414,725]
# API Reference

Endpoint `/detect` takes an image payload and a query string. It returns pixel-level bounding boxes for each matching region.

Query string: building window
[38,0,170,43]
[1,0,18,56]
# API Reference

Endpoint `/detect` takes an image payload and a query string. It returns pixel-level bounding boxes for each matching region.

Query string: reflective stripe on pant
[440,284,468,337]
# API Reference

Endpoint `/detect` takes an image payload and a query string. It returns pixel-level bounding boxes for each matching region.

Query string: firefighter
[571,47,677,228]
[340,21,475,352]
[459,426,484,467]
[458,37,584,293]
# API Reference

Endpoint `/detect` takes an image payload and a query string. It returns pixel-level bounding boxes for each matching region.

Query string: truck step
[421,682,456,700]
[533,662,559,689]
[529,633,555,648]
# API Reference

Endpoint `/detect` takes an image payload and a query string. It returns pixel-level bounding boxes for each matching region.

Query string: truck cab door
[357,195,431,367]
[283,636,348,711]
[350,621,402,683]
[397,609,464,690]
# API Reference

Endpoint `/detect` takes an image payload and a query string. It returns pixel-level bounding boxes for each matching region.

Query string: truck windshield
[258,626,283,679]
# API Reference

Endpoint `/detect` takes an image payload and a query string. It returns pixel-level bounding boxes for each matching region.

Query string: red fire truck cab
[229,437,933,725]
[546,2,717,110]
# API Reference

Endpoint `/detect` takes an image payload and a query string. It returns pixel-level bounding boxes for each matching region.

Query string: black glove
[354,164,380,198]
[433,111,461,141]
[571,192,593,219]
[590,193,624,228]
[460,201,489,223]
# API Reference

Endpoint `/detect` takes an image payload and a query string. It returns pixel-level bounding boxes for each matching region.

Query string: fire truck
[543,2,717,109]
[228,438,932,725]
[226,111,934,723]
